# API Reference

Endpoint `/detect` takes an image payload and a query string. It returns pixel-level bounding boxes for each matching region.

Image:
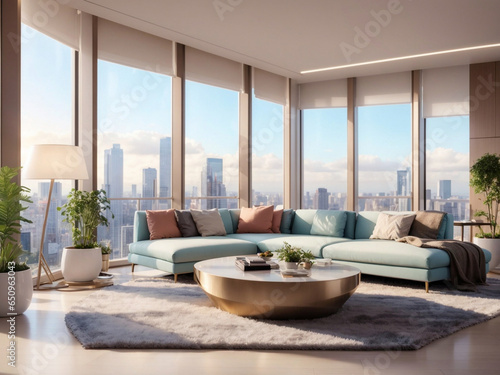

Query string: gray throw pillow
[370,213,416,240]
[174,210,200,237]
[190,208,227,237]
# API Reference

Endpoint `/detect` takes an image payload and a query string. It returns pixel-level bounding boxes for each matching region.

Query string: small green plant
[276,241,303,263]
[100,240,112,255]
[58,189,113,249]
[470,153,500,238]
[300,249,315,264]
[0,166,32,272]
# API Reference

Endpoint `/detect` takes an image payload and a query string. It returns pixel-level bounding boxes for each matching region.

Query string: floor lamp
[24,144,89,290]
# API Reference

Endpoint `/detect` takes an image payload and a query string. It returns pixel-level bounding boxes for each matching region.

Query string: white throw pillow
[369,213,416,240]
[190,209,227,237]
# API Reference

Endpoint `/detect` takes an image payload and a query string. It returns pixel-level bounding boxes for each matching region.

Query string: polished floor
[1,266,500,375]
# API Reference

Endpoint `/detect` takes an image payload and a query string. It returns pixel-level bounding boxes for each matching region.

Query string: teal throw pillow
[310,210,347,237]
[280,209,295,234]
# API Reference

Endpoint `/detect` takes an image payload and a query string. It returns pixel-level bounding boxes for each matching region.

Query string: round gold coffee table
[194,256,360,320]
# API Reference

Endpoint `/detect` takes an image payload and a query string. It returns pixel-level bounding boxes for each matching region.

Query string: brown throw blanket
[397,236,487,291]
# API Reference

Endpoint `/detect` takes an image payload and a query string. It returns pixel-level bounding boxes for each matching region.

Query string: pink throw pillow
[237,206,274,233]
[146,209,182,240]
[272,209,283,233]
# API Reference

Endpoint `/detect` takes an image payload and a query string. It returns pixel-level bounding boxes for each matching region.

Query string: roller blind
[185,47,243,92]
[98,18,173,76]
[356,72,411,106]
[21,0,80,50]
[253,68,287,105]
[299,79,347,109]
[423,65,469,118]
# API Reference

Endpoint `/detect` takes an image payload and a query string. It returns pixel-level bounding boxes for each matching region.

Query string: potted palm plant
[0,166,33,317]
[58,189,113,282]
[470,152,500,273]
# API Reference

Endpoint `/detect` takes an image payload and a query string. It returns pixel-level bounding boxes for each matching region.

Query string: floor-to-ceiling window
[184,81,239,210]
[20,24,75,272]
[423,66,470,239]
[302,108,348,209]
[252,96,284,207]
[356,73,412,212]
[184,47,241,210]
[251,68,287,207]
[97,19,173,259]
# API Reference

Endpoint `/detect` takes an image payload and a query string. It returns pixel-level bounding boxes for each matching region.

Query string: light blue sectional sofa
[128,209,492,291]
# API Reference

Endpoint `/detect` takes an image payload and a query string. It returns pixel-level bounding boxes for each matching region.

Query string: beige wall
[469,62,500,230]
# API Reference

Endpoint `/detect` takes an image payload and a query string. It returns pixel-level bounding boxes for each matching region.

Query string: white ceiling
[68,0,500,83]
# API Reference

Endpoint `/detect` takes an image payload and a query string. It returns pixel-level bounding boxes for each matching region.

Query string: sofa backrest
[354,211,454,240]
[291,209,356,239]
[134,211,150,242]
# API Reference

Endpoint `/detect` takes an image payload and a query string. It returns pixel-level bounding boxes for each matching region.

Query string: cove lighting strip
[301,43,500,74]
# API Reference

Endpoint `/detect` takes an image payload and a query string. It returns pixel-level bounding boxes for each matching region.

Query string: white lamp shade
[24,144,89,180]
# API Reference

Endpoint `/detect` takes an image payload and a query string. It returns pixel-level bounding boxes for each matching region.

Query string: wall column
[1,0,21,177]
[469,62,500,232]
[171,43,185,209]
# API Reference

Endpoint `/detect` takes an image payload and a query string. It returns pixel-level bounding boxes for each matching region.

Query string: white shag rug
[65,275,500,350]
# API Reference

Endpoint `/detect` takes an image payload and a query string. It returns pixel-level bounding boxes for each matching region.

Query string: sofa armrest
[134,211,150,242]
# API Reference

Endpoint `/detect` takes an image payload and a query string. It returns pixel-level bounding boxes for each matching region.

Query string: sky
[21,25,470,201]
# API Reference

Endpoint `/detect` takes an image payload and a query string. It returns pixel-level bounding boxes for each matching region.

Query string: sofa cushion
[218,209,234,234]
[322,239,451,269]
[354,211,382,239]
[129,237,257,263]
[174,210,200,237]
[369,213,415,240]
[310,210,347,237]
[190,209,226,236]
[237,206,274,233]
[272,209,283,233]
[280,209,295,234]
[291,209,317,234]
[409,211,446,239]
[146,209,182,240]
[256,234,350,258]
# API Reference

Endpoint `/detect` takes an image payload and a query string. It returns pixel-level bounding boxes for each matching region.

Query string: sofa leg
[425,281,429,293]
[131,263,135,273]
[174,274,178,283]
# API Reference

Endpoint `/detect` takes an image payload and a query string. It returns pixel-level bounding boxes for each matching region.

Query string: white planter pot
[473,237,500,274]
[61,247,102,282]
[0,268,33,317]
[284,262,299,270]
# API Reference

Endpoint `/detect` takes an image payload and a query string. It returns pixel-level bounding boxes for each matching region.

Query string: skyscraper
[202,158,227,209]
[438,180,452,199]
[397,168,411,210]
[103,144,123,257]
[142,168,157,210]
[313,188,329,209]
[159,137,172,208]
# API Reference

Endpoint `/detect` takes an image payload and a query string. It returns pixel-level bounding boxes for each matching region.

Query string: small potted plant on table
[100,240,112,272]
[58,189,113,282]
[276,241,303,269]
[300,250,315,270]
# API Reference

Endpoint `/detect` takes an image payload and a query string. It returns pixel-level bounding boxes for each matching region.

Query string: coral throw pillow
[272,209,283,233]
[146,209,182,240]
[237,205,274,233]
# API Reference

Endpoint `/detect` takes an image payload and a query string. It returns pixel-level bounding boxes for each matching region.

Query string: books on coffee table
[235,258,278,271]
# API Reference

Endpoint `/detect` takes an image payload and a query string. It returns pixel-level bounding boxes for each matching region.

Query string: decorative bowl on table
[257,251,273,261]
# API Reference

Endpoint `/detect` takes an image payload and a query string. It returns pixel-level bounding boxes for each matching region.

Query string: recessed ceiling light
[301,43,500,74]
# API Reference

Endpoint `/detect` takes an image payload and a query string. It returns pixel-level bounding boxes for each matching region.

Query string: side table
[453,221,491,242]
